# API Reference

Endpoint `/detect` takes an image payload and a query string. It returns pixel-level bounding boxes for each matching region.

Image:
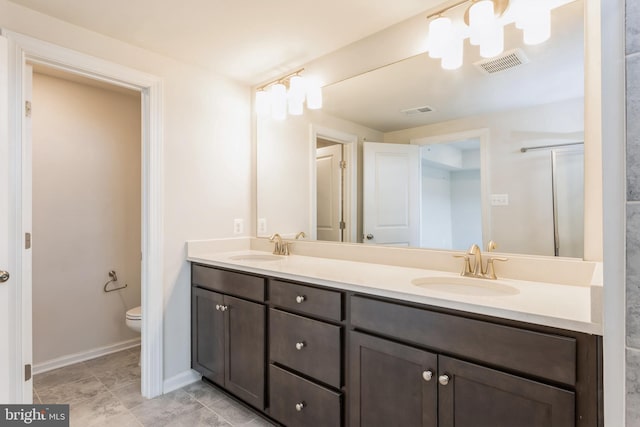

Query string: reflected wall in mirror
[256,0,585,257]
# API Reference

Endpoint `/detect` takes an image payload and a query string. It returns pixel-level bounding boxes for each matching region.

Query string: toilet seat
[126,306,142,320]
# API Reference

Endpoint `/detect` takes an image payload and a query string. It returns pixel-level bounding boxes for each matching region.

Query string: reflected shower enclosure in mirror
[256,0,585,258]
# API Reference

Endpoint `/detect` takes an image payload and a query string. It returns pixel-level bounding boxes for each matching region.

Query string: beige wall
[0,0,252,380]
[32,72,141,365]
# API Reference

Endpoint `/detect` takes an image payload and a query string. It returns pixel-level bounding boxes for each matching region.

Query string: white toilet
[126,306,142,333]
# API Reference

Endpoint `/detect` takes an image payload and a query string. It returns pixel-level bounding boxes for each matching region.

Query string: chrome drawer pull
[422,370,433,382]
[439,374,450,386]
[295,342,305,350]
[295,402,305,411]
[296,295,306,304]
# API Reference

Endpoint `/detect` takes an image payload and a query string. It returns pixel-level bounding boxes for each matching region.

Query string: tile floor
[32,347,276,427]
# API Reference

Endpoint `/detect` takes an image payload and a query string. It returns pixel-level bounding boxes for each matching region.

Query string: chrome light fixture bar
[255,68,323,120]
[426,0,564,70]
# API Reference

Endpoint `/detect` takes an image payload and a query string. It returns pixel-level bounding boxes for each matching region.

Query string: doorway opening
[29,64,143,395]
[316,138,345,242]
[310,125,357,243]
[3,30,164,402]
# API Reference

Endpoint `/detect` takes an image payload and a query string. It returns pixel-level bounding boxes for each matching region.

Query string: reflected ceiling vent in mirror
[473,48,530,75]
[401,105,435,116]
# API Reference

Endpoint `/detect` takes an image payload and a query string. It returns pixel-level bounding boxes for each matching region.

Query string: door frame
[309,125,357,243]
[411,128,491,250]
[2,29,164,400]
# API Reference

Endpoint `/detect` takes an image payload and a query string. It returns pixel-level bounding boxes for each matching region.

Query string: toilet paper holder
[104,270,128,293]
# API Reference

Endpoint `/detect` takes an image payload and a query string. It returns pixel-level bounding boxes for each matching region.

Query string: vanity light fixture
[426,0,557,70]
[255,69,323,120]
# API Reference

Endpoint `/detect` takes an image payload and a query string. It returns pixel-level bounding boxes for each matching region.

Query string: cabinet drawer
[269,309,342,388]
[270,280,342,321]
[269,364,342,427]
[351,296,577,386]
[192,264,265,302]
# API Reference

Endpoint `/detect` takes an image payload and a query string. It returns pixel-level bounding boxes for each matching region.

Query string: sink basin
[229,254,284,262]
[411,276,519,297]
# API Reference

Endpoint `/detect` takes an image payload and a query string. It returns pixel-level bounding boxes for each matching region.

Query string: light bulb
[271,83,287,120]
[306,79,323,110]
[288,75,306,103]
[428,17,453,59]
[288,97,304,115]
[469,0,494,47]
[523,5,551,45]
[255,90,271,118]
[480,24,504,58]
[442,33,464,70]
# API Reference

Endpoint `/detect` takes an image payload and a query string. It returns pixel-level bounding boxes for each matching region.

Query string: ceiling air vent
[474,48,530,75]
[401,105,434,116]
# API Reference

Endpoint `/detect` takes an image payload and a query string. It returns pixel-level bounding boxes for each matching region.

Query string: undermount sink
[229,254,284,262]
[411,276,519,297]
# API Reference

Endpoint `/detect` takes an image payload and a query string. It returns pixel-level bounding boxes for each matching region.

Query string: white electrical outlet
[233,218,244,235]
[258,218,267,234]
[491,194,509,206]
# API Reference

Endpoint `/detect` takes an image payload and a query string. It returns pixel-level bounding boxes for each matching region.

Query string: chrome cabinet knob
[215,304,221,311]
[0,270,9,283]
[295,342,305,350]
[422,370,433,382]
[439,374,450,386]
[295,402,305,412]
[365,234,374,240]
[217,305,228,312]
[295,295,306,304]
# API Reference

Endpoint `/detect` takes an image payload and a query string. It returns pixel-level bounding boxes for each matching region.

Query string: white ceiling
[8,0,435,84]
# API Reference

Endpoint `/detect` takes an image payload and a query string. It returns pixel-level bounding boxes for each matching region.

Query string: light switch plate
[491,194,509,206]
[258,218,267,234]
[233,218,244,234]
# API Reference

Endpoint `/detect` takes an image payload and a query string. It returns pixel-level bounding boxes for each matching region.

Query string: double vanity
[187,238,602,427]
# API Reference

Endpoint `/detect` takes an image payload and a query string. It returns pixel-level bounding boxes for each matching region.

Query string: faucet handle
[453,254,472,276]
[485,256,508,280]
[486,240,498,252]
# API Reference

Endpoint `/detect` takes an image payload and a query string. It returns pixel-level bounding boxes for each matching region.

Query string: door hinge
[25,232,31,250]
[339,221,346,230]
[339,160,347,169]
[25,364,31,381]
[25,101,32,118]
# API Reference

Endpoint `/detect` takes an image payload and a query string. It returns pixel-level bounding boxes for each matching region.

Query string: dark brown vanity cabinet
[191,264,601,427]
[350,332,574,427]
[191,265,266,410]
[350,295,600,427]
[268,279,345,427]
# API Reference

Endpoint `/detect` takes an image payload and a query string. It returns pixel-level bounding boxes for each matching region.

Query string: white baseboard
[163,369,201,394]
[33,338,141,375]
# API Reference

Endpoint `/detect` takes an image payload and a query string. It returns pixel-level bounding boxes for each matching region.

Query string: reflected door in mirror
[316,143,344,242]
[363,142,420,247]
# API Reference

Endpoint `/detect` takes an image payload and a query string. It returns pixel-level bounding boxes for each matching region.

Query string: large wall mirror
[256,0,586,258]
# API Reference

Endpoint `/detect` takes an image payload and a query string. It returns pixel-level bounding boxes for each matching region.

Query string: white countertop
[187,249,602,336]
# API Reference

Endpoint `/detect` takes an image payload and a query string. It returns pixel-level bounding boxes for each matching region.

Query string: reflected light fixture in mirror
[426,0,561,70]
[255,69,323,120]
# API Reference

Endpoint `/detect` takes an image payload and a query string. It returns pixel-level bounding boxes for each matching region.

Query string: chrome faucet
[455,241,508,280]
[269,233,290,256]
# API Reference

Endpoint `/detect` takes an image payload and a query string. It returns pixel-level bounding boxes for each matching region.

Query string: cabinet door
[438,356,575,427]
[192,287,225,386]
[350,331,437,427]
[224,295,266,409]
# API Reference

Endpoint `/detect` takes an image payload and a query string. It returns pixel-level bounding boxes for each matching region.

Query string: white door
[316,144,343,242]
[363,142,420,246]
[0,34,13,402]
